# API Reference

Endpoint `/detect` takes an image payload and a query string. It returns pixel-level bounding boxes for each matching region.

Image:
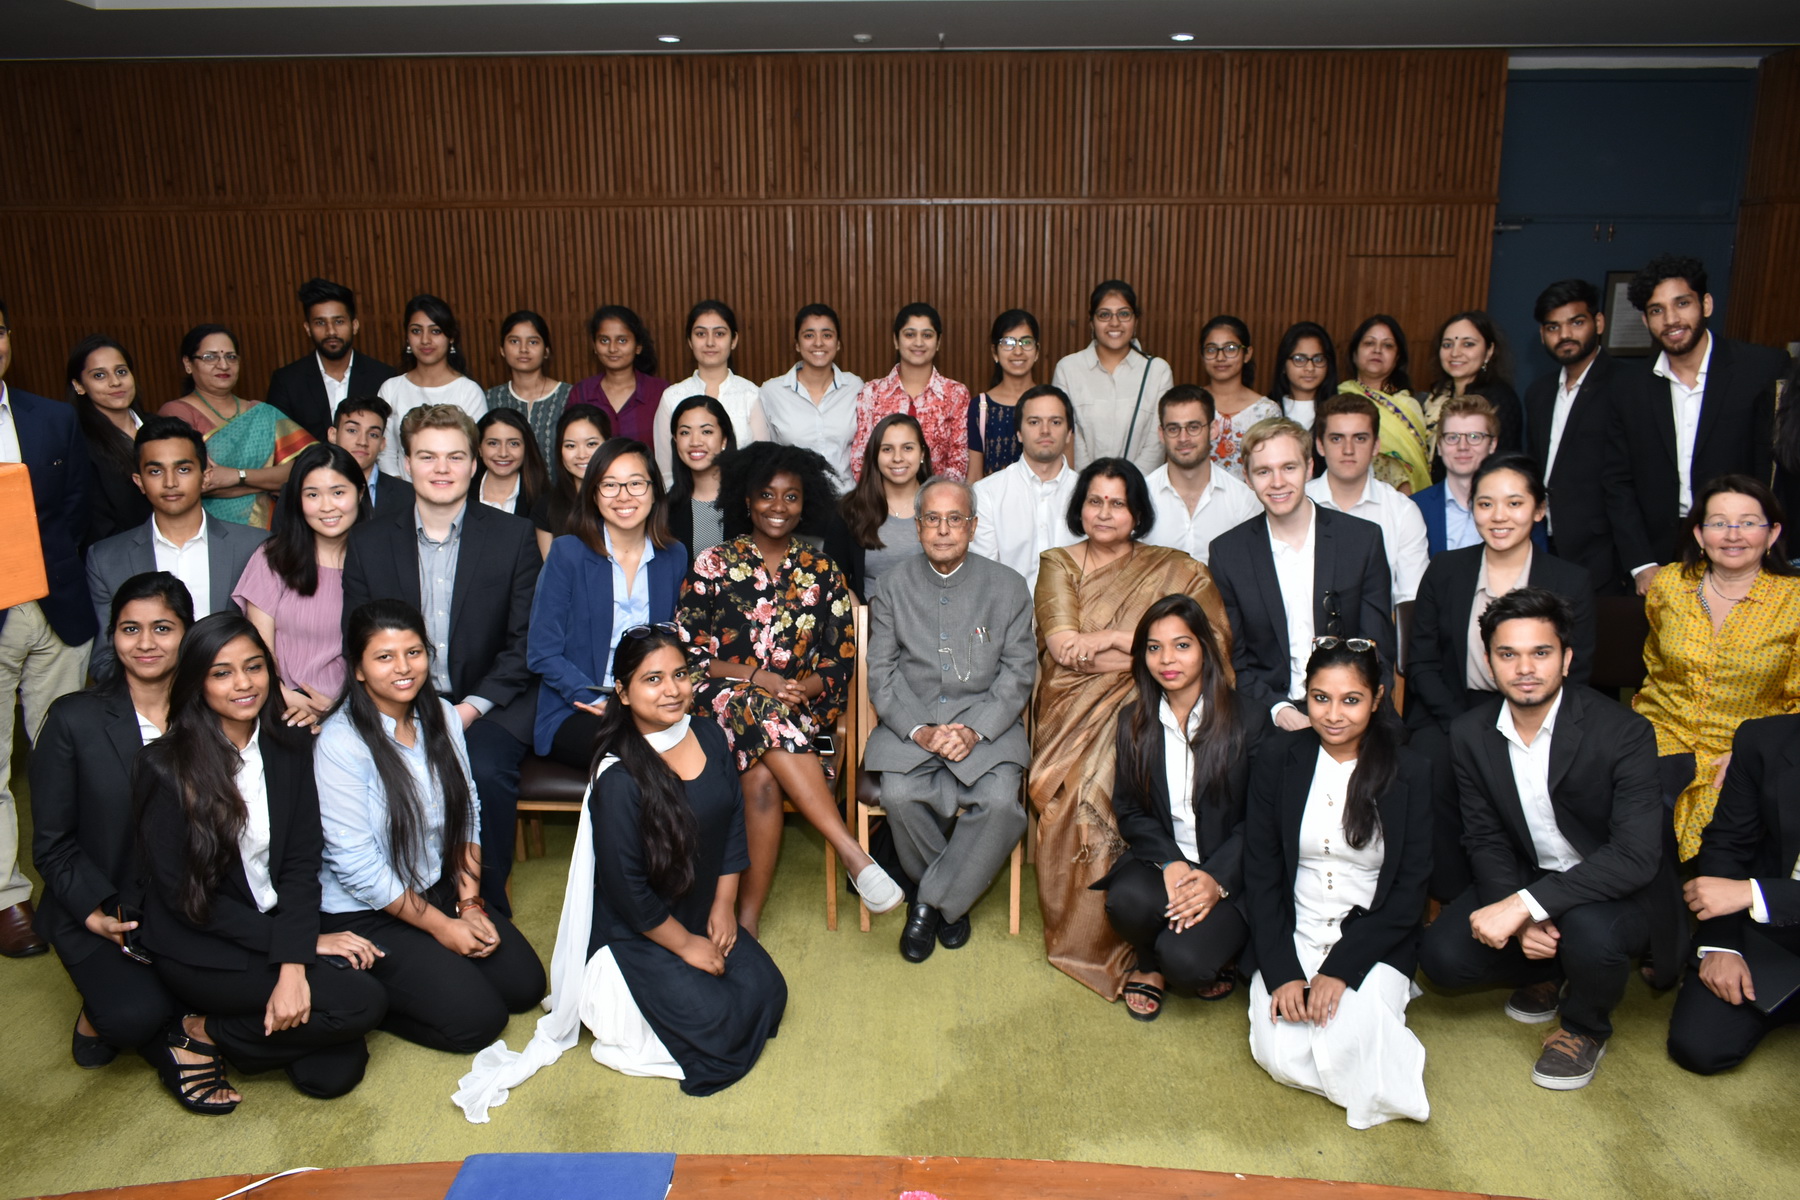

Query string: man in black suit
[1524,278,1623,594]
[1602,254,1791,595]
[1667,714,1800,1074]
[1419,588,1683,1091]
[325,396,414,517]
[86,418,269,680]
[0,299,98,957]
[1209,416,1394,731]
[342,404,540,914]
[265,278,398,443]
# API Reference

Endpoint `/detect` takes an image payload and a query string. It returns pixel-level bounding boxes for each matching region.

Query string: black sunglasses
[623,622,682,641]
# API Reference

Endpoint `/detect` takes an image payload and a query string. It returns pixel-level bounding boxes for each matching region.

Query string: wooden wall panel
[0,50,1505,405]
[1730,48,1800,349]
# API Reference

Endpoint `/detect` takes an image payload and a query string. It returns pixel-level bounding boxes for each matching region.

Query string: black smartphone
[813,733,836,756]
[117,904,152,965]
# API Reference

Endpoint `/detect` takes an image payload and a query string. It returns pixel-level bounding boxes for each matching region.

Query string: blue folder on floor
[445,1153,676,1200]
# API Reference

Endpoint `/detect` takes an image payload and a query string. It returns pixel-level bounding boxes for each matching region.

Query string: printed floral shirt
[849,365,971,482]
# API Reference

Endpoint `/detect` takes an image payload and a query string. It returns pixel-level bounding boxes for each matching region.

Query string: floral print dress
[677,535,857,771]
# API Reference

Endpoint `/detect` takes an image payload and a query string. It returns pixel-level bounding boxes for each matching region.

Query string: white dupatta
[452,717,689,1123]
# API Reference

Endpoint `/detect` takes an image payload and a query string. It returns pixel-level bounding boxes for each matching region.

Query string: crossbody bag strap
[1122,354,1155,459]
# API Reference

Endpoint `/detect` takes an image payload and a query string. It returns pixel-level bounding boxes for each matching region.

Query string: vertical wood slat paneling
[0,50,1505,401]
[1730,48,1800,348]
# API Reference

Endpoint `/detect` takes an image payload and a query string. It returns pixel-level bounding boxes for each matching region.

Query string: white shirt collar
[152,513,209,551]
[1310,472,1375,511]
[1157,694,1203,737]
[317,349,354,378]
[780,363,852,392]
[1011,456,1076,486]
[1652,331,1713,389]
[1495,686,1564,751]
[1267,500,1317,554]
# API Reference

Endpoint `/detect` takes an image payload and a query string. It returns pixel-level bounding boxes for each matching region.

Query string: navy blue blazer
[527,533,688,754]
[1411,481,1548,558]
[4,387,97,647]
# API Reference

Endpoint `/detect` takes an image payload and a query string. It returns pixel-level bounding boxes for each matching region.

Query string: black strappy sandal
[156,1017,239,1115]
[1198,963,1239,1002]
[1122,980,1164,1022]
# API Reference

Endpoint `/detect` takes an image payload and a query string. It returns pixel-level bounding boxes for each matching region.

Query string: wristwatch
[237,467,247,486]
[456,896,487,915]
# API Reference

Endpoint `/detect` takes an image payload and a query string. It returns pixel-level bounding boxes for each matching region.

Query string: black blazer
[28,688,147,961]
[1602,336,1790,574]
[368,469,415,518]
[81,432,152,549]
[341,500,542,745]
[1210,505,1396,714]
[1404,546,1596,733]
[1242,728,1433,990]
[4,388,97,646]
[1524,351,1623,593]
[1693,714,1800,953]
[135,729,324,970]
[264,352,399,443]
[1092,696,1267,906]
[1450,685,1686,986]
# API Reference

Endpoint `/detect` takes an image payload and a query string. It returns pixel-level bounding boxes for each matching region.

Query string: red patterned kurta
[849,365,971,481]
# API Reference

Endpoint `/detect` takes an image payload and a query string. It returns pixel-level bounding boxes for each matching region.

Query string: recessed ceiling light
[852,33,874,44]
[658,34,680,44]
[1171,33,1195,42]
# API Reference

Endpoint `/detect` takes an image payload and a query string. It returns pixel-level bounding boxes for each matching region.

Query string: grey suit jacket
[85,514,269,679]
[864,552,1036,785]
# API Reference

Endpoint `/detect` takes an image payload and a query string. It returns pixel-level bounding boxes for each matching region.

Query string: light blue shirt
[602,526,655,687]
[316,699,483,914]
[1444,486,1481,551]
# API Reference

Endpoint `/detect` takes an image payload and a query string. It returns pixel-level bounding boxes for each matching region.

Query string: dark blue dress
[968,393,1022,472]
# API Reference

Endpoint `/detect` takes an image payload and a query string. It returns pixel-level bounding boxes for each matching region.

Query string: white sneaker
[854,863,905,914]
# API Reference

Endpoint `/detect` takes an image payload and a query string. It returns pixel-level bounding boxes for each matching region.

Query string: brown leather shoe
[0,902,49,958]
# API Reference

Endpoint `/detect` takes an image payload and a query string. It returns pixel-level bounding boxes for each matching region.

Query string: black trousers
[57,939,178,1056]
[1406,721,1472,901]
[1101,858,1248,995]
[1419,885,1650,1042]
[1667,927,1800,1075]
[465,715,529,917]
[546,709,604,771]
[153,955,387,1098]
[321,897,546,1054]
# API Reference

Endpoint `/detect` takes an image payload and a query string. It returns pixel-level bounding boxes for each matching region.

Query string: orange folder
[0,464,49,610]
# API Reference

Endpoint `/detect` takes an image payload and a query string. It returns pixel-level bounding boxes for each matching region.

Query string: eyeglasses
[917,513,970,529]
[1093,308,1135,324]
[598,478,652,497]
[623,622,682,640]
[995,336,1037,350]
[1161,420,1212,439]
[1312,636,1378,654]
[1287,352,1329,367]
[190,352,240,366]
[1699,519,1772,532]
[1440,432,1493,447]
[1202,342,1245,360]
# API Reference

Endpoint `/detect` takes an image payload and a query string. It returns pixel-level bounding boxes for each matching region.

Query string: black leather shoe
[899,903,941,962]
[937,911,971,949]
[72,1013,118,1070]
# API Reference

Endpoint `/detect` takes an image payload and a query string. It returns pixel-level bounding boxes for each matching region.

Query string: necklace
[194,391,243,424]
[1706,569,1757,603]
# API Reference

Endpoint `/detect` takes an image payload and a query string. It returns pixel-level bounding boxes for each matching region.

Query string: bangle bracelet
[456,896,486,915]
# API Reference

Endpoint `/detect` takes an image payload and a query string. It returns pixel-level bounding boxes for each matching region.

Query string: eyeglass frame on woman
[1287,352,1329,367]
[995,336,1037,350]
[189,352,241,366]
[1201,342,1245,359]
[598,477,653,498]
[1698,519,1772,532]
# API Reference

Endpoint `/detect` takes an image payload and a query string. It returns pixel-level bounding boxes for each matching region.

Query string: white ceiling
[4,0,1795,60]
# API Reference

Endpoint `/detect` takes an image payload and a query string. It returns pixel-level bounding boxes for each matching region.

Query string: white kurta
[1248,749,1428,1129]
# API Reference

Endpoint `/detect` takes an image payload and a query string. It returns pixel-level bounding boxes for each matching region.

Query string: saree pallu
[201,402,314,528]
[1029,542,1231,998]
[1338,381,1430,496]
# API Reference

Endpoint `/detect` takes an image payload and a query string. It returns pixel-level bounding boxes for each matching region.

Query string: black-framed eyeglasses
[1312,635,1378,654]
[995,336,1037,350]
[1161,420,1212,439]
[1202,342,1246,360]
[599,478,652,498]
[1287,352,1329,367]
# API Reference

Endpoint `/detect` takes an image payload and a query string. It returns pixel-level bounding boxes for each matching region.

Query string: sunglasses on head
[1312,635,1378,655]
[623,622,682,641]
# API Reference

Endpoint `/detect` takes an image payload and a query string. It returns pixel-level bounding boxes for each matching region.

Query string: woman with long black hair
[135,613,386,1112]
[473,407,548,516]
[1093,594,1263,1021]
[969,308,1042,479]
[1243,638,1432,1128]
[1268,321,1339,438]
[377,294,487,476]
[316,600,545,1053]
[65,334,152,544]
[31,573,192,1071]
[665,394,737,561]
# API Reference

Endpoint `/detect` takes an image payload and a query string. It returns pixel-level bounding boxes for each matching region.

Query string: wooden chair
[1391,599,1415,716]
[849,603,1025,935]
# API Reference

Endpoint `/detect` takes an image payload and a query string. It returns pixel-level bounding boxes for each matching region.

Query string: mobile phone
[813,733,836,756]
[117,904,152,965]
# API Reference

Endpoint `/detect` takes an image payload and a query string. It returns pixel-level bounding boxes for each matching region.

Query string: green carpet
[5,809,1797,1200]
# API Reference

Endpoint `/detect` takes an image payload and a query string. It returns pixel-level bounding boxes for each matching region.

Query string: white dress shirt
[0,383,20,463]
[1161,696,1205,864]
[152,515,212,616]
[1305,473,1429,604]
[1269,504,1318,715]
[969,456,1081,593]
[317,351,356,415]
[653,372,768,485]
[1494,689,1582,921]
[1543,360,1593,483]
[1653,333,1713,523]
[1050,344,1171,474]
[759,364,865,488]
[1141,463,1262,565]
[234,738,279,913]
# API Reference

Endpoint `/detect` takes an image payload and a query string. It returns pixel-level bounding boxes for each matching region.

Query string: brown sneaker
[1505,979,1563,1024]
[1532,1027,1606,1090]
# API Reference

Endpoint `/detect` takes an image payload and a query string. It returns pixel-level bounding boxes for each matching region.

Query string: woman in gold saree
[1337,314,1430,496]
[1030,457,1230,999]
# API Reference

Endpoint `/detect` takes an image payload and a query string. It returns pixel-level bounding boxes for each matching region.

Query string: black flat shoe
[71,1013,118,1070]
[899,902,941,963]
[937,912,971,950]
[156,1017,239,1115]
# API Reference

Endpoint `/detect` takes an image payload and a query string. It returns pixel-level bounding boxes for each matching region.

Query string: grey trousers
[881,759,1026,922]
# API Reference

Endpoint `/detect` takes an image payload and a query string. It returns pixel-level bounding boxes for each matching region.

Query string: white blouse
[234,738,279,913]
[652,372,768,485]
[1293,748,1383,978]
[1159,696,1204,864]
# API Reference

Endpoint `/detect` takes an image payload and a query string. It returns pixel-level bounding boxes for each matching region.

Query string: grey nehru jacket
[863,552,1037,786]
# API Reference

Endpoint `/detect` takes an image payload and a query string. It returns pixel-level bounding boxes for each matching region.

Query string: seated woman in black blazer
[135,613,387,1113]
[1093,593,1262,1020]
[316,600,546,1053]
[1244,637,1432,1129]
[1405,453,1594,899]
[30,571,192,1070]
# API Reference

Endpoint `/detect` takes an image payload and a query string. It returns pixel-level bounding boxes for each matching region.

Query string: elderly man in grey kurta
[866,476,1036,962]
